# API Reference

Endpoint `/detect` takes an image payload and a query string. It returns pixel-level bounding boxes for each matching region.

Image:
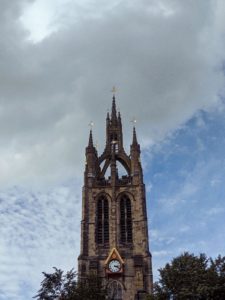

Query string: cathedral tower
[78,94,153,300]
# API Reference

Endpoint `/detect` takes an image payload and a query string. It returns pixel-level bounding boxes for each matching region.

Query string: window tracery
[107,280,123,300]
[96,195,109,244]
[120,195,132,243]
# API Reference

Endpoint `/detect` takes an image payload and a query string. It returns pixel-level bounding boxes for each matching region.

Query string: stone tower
[78,94,153,300]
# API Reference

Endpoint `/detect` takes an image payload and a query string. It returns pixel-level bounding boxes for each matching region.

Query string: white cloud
[158,181,198,211]
[152,250,170,257]
[179,225,190,233]
[206,206,225,216]
[0,182,81,299]
[150,229,175,246]
[210,178,221,187]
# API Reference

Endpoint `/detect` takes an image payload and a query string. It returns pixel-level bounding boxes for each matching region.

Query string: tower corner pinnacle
[88,129,94,148]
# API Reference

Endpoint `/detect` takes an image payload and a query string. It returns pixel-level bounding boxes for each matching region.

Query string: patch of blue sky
[144,100,225,278]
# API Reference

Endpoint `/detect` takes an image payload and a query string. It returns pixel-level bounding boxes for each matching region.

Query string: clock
[108,259,121,273]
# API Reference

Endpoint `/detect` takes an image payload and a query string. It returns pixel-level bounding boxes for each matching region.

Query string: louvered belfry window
[96,195,109,244]
[120,195,132,243]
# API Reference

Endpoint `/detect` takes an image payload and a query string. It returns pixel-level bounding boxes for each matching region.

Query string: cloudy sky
[0,0,225,298]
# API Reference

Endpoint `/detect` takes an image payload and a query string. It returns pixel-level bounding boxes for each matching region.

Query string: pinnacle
[88,129,94,148]
[132,126,138,145]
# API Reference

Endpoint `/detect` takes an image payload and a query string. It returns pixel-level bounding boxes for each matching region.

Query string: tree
[34,268,107,300]
[207,255,225,299]
[152,252,225,300]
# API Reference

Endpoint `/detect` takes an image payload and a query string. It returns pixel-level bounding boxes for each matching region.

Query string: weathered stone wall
[78,182,153,299]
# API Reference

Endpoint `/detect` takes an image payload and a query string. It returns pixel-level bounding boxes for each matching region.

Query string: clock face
[108,259,121,273]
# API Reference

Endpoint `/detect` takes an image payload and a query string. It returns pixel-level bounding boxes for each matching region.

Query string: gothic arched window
[107,280,123,300]
[120,195,132,243]
[96,195,109,244]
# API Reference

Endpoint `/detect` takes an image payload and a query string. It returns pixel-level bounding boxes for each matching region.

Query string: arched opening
[96,195,109,244]
[100,159,129,180]
[100,160,111,179]
[120,195,132,244]
[107,280,123,300]
[117,161,128,178]
[110,133,118,142]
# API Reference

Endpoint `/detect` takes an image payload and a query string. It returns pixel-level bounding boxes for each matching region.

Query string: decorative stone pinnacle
[88,129,94,148]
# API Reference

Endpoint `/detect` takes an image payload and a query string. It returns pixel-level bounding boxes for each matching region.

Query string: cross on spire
[88,121,94,129]
[111,86,117,95]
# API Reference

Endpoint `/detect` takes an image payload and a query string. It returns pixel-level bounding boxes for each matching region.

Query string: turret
[85,130,98,186]
[130,126,143,184]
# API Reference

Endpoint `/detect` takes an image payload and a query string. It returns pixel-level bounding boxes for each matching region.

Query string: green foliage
[34,268,107,300]
[75,273,106,300]
[34,253,225,300]
[146,294,156,300]
[152,252,225,300]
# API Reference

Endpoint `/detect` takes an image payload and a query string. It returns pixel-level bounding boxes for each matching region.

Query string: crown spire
[111,95,117,123]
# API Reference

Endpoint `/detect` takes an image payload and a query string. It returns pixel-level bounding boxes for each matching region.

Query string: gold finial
[131,117,137,125]
[88,121,94,129]
[111,86,117,94]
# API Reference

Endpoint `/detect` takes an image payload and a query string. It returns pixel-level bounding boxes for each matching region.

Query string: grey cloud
[0,0,225,186]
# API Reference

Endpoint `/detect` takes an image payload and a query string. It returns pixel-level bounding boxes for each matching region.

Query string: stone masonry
[78,95,153,300]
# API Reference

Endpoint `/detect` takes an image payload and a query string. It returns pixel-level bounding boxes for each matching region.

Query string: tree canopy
[152,252,225,300]
[34,252,225,300]
[33,268,107,300]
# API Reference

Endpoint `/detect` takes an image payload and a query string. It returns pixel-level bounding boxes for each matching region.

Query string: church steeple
[79,94,153,299]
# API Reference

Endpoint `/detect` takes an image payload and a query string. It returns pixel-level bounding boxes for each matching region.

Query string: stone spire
[86,129,96,157]
[131,126,140,152]
[132,126,138,145]
[88,129,94,148]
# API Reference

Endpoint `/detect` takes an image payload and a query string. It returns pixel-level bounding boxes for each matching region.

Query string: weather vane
[111,86,117,94]
[88,121,94,129]
[131,117,137,125]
